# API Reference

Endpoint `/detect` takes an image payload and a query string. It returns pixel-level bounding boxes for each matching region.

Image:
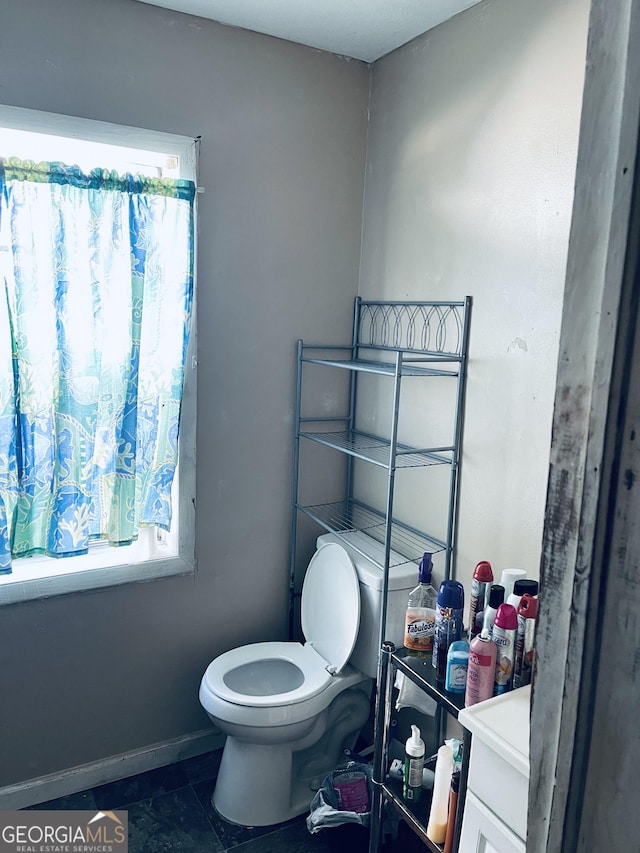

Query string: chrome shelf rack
[288,297,472,853]
[289,297,472,644]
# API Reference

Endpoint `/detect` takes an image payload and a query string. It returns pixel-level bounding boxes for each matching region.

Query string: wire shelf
[298,430,454,469]
[295,500,446,566]
[301,355,460,377]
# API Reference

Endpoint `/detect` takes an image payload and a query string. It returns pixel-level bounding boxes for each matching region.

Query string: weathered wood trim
[529,1,640,851]
[575,157,640,847]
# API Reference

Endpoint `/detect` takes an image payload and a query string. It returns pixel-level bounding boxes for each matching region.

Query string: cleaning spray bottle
[468,560,493,638]
[403,725,425,803]
[404,553,437,655]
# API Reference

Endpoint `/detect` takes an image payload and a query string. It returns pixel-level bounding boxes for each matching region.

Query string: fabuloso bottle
[465,631,497,707]
[403,553,437,655]
[468,560,493,638]
[492,603,518,694]
[403,725,425,803]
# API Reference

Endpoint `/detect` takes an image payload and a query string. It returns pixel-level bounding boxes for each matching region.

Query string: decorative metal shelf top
[356,299,468,359]
[298,429,454,469]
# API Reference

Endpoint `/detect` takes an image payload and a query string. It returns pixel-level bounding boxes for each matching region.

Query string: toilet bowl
[199,534,416,827]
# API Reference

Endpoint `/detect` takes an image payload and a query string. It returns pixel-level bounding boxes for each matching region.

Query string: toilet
[198,530,416,827]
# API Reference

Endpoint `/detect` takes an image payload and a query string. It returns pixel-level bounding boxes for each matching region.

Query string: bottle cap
[476,630,496,645]
[494,603,518,630]
[418,553,433,584]
[499,568,527,599]
[447,640,470,658]
[472,560,493,582]
[437,579,465,609]
[406,724,424,757]
[517,593,538,619]
[513,579,539,597]
[487,584,505,609]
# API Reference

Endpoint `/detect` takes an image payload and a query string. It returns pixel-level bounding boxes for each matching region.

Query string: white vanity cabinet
[457,685,530,853]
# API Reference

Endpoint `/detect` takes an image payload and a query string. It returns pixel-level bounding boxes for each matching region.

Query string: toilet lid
[301,542,360,674]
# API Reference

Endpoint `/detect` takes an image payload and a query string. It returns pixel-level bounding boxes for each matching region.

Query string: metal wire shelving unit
[289,297,471,641]
[288,296,472,853]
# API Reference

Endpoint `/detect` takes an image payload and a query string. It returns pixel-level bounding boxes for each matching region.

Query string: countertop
[458,685,530,777]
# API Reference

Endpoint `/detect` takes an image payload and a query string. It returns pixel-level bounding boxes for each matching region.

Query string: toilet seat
[202,641,332,707]
[203,542,361,710]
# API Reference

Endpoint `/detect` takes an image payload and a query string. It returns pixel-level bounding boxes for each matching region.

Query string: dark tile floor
[25,749,425,853]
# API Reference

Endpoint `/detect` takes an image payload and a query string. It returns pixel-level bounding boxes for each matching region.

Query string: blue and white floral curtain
[0,158,195,573]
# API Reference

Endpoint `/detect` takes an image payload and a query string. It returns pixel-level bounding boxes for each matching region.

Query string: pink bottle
[464,631,497,707]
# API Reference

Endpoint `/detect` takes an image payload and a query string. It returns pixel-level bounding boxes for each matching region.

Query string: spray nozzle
[418,553,433,584]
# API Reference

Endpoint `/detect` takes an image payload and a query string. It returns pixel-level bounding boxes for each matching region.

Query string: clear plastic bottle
[403,553,437,655]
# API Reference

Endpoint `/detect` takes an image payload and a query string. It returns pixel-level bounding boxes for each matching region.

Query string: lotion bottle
[426,743,454,844]
[403,725,425,803]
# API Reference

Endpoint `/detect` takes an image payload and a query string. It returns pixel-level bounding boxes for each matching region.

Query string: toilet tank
[316,531,418,678]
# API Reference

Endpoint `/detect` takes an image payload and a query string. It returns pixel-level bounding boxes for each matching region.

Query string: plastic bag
[306,761,372,833]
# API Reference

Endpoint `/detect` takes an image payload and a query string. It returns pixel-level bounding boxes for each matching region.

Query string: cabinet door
[459,791,526,853]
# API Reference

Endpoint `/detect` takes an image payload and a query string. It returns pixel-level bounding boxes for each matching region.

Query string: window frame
[0,105,197,605]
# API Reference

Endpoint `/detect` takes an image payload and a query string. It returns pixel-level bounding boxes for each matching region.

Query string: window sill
[0,554,195,605]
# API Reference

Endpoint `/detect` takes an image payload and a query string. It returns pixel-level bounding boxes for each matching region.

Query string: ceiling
[135,0,483,63]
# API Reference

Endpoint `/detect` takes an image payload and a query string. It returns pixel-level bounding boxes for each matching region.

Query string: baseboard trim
[0,728,225,810]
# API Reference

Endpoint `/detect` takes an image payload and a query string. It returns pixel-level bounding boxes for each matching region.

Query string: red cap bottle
[468,560,493,638]
[492,603,518,695]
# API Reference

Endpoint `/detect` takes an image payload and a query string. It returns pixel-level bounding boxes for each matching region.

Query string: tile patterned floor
[25,749,425,853]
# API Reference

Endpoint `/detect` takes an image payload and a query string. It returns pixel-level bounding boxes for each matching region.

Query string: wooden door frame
[529,1,640,850]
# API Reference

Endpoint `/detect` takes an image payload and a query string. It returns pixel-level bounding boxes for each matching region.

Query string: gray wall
[358,0,590,596]
[0,0,369,785]
[0,0,591,791]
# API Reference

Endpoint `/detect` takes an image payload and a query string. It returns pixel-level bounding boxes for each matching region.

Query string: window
[0,106,197,604]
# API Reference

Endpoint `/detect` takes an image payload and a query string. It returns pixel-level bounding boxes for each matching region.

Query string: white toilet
[198,530,416,827]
